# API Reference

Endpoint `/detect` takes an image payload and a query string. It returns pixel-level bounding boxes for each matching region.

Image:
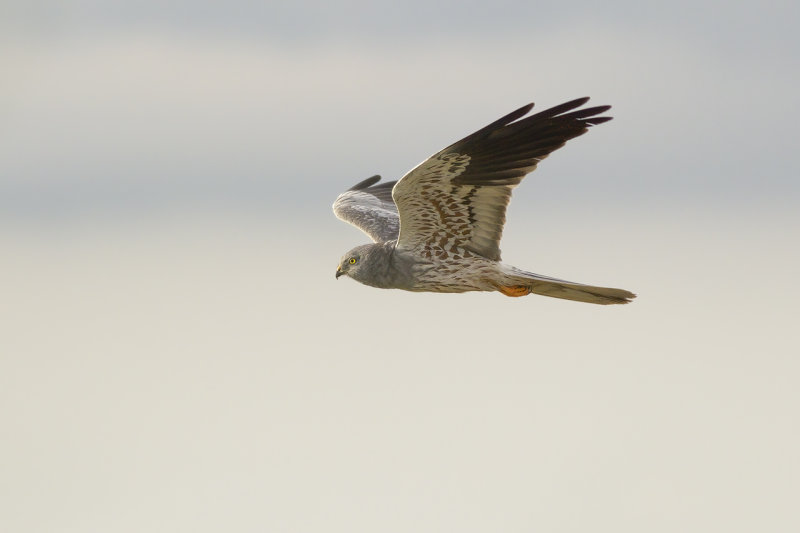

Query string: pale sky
[2,2,799,532]
[2,0,798,218]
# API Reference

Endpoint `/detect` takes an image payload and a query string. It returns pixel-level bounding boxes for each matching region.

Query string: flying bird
[333,97,636,305]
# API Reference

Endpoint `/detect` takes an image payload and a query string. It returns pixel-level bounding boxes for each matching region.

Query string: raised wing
[392,97,611,261]
[333,175,400,243]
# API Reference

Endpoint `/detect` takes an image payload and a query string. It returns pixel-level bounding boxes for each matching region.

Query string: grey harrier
[333,97,635,305]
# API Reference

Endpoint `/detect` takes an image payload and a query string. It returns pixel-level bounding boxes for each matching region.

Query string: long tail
[499,267,636,305]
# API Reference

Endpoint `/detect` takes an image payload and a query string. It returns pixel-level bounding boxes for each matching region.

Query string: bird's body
[333,98,636,305]
[341,241,497,293]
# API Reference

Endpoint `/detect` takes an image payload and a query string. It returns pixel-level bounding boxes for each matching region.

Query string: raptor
[333,97,636,305]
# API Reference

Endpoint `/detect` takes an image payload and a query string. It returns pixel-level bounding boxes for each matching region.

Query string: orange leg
[497,285,531,297]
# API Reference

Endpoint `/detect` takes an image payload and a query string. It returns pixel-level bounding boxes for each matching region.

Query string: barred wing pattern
[392,98,611,261]
[332,175,399,243]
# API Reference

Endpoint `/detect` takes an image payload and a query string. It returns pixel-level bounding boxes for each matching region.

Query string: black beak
[336,267,343,279]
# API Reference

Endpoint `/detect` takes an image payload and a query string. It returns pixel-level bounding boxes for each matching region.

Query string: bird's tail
[498,266,636,305]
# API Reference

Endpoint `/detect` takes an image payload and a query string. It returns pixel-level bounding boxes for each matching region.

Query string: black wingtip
[348,175,382,191]
[502,103,535,125]
[544,99,613,124]
[448,103,535,147]
[587,116,613,126]
[529,97,593,119]
[520,102,535,114]
[569,96,592,107]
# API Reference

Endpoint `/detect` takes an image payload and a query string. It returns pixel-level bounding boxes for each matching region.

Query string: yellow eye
[349,258,357,264]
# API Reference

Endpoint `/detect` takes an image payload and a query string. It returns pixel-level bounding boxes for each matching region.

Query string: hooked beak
[336,265,344,279]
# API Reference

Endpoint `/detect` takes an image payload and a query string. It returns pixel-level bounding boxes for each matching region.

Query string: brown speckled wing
[392,98,612,261]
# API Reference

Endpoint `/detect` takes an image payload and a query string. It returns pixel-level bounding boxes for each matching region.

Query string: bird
[332,97,636,305]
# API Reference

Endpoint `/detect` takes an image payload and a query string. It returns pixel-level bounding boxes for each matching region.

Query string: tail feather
[503,268,636,305]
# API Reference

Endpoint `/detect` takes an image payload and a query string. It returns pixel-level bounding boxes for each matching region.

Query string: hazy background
[2,1,799,532]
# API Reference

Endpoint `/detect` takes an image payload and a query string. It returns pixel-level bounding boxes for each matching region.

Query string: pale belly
[407,253,502,293]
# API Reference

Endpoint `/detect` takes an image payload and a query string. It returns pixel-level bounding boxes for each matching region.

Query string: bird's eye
[349,257,357,264]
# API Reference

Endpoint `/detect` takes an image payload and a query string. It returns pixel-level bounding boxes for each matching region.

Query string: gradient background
[2,1,799,532]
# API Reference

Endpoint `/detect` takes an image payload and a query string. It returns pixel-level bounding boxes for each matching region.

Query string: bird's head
[335,243,381,282]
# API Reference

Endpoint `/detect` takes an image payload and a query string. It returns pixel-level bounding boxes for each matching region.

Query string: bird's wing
[392,97,611,261]
[333,175,400,243]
